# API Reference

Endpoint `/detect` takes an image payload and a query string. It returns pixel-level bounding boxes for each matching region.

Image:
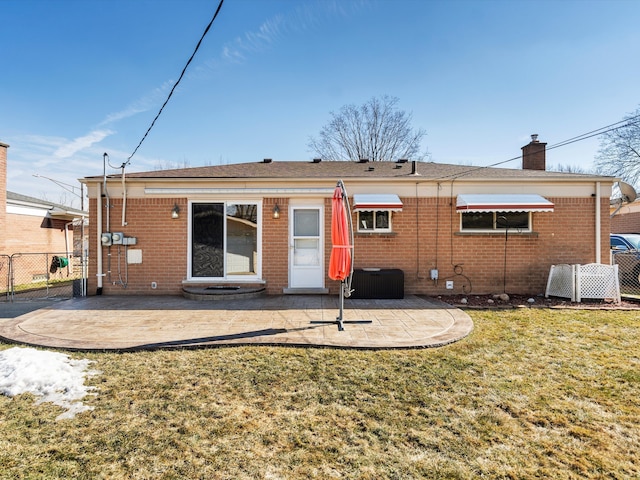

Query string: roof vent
[312,158,322,163]
[368,166,375,171]
[397,158,408,163]
[263,158,272,163]
[359,158,369,163]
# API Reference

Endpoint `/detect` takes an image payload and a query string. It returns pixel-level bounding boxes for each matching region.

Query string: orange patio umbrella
[329,184,352,282]
[328,180,354,331]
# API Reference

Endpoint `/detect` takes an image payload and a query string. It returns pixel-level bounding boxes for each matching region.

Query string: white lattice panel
[576,263,620,303]
[545,263,620,303]
[545,264,576,301]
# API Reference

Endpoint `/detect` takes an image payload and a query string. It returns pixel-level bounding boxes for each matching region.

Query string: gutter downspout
[121,165,127,227]
[96,182,104,295]
[65,221,72,275]
[595,182,601,264]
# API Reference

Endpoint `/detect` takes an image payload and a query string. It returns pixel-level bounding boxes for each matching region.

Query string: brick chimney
[0,142,7,253]
[521,134,546,171]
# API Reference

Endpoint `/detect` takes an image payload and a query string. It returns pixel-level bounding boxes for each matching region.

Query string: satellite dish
[610,181,638,216]
[619,181,637,204]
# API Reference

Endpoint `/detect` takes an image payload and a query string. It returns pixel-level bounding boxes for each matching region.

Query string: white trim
[146,187,335,195]
[596,182,601,264]
[289,204,325,289]
[459,211,533,233]
[7,205,50,217]
[356,210,393,233]
[187,200,262,281]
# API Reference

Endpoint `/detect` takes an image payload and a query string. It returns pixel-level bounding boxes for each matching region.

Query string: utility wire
[125,0,225,166]
[431,112,640,182]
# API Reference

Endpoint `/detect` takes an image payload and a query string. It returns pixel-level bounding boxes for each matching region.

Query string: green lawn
[1,308,638,479]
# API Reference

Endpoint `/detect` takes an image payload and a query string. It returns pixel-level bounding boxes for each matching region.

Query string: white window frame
[459,211,532,233]
[187,200,262,281]
[357,210,393,233]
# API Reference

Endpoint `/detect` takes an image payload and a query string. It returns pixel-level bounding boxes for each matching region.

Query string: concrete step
[182,285,266,301]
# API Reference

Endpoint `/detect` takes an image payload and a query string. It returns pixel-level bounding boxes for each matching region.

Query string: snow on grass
[0,347,99,420]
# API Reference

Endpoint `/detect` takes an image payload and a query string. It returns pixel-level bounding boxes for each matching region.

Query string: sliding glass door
[191,202,259,279]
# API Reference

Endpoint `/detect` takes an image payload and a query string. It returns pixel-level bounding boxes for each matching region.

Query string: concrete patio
[0,295,474,351]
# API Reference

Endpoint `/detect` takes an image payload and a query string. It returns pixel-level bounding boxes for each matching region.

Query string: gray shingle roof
[89,160,605,182]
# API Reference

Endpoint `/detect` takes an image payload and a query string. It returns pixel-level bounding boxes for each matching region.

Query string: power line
[432,112,640,181]
[125,0,225,166]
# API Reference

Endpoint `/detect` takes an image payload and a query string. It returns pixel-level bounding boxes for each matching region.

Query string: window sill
[355,231,397,237]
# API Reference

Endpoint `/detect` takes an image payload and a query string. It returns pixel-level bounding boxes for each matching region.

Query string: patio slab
[0,295,474,351]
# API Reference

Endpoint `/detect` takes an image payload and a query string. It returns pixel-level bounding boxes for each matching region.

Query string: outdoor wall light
[171,204,180,219]
[273,203,280,219]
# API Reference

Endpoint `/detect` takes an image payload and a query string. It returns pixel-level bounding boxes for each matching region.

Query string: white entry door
[289,206,323,288]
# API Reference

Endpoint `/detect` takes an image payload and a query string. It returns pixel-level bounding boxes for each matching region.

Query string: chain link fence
[0,252,87,302]
[611,251,640,296]
[0,255,9,302]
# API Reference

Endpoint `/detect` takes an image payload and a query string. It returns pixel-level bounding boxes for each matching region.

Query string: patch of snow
[0,347,99,420]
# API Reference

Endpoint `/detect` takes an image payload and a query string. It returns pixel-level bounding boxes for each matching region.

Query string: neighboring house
[611,199,640,234]
[80,136,617,297]
[4,191,86,255]
[0,142,88,288]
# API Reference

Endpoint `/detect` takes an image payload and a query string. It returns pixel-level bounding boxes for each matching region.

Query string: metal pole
[337,281,345,331]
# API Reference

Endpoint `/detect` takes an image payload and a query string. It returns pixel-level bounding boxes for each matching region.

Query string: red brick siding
[4,213,71,254]
[262,198,289,294]
[611,211,640,234]
[87,197,188,295]
[86,195,610,297]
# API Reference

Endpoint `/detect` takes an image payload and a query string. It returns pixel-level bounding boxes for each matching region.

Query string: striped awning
[456,194,554,213]
[353,194,403,212]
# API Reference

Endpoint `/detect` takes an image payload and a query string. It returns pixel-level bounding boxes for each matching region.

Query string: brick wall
[86,194,610,297]
[4,213,72,254]
[87,197,188,295]
[611,211,640,233]
[336,196,608,296]
[262,197,289,294]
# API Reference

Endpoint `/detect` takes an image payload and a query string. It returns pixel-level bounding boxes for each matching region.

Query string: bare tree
[153,157,191,170]
[594,106,640,188]
[549,164,591,174]
[308,95,428,161]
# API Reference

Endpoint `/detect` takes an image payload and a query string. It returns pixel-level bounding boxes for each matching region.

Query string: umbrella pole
[337,281,345,331]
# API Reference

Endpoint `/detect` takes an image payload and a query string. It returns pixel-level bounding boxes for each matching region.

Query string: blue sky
[2,0,639,208]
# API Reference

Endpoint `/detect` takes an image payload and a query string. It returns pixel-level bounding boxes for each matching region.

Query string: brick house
[80,136,617,297]
[611,199,640,234]
[1,142,87,290]
[1,142,87,256]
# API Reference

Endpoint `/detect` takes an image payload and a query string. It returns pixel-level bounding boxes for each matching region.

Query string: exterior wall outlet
[446,280,454,289]
[151,281,157,289]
